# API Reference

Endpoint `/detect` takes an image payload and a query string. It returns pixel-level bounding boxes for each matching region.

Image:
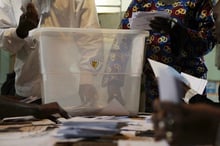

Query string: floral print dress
[105,0,216,111]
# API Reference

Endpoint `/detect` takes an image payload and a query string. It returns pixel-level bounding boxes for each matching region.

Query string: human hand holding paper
[129,11,170,30]
[148,59,207,103]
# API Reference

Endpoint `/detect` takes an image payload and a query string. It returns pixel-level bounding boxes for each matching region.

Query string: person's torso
[13,0,89,97]
[32,0,86,28]
[121,0,212,77]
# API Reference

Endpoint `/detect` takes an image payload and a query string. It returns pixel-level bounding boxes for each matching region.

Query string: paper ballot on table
[65,99,130,116]
[129,11,170,30]
[148,59,207,103]
[55,117,127,138]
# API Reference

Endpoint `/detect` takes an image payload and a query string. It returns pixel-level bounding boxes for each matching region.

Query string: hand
[152,99,220,146]
[182,82,190,94]
[79,84,99,105]
[16,3,39,38]
[34,102,71,123]
[107,84,125,105]
[149,17,176,33]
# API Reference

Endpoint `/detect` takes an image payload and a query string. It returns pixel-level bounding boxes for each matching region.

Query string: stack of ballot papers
[148,59,208,103]
[55,117,128,139]
[129,11,170,30]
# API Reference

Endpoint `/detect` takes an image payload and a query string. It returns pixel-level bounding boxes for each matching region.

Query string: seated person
[0,0,101,105]
[152,1,220,144]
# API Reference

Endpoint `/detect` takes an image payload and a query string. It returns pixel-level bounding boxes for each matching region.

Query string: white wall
[95,0,131,28]
[205,46,220,81]
[0,50,10,92]
[95,0,131,13]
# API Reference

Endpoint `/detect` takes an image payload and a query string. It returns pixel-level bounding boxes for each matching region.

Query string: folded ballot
[148,59,207,103]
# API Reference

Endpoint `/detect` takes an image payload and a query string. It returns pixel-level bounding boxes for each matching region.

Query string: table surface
[0,116,169,146]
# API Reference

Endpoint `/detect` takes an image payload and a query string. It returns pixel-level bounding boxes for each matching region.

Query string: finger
[150,19,162,27]
[150,17,167,26]
[47,115,61,124]
[19,13,26,22]
[47,102,71,119]
[152,108,167,131]
[152,99,163,112]
[26,3,38,14]
[149,22,162,31]
[154,16,168,21]
[154,126,167,141]
[150,17,170,31]
[58,107,72,119]
[26,3,39,24]
[60,111,71,119]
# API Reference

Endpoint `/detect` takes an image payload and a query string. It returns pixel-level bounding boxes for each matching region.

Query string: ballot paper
[55,117,127,139]
[148,59,207,103]
[180,72,208,95]
[65,99,130,116]
[0,118,56,146]
[129,11,170,30]
[97,99,130,116]
[118,140,169,146]
[55,115,156,140]
[56,126,121,138]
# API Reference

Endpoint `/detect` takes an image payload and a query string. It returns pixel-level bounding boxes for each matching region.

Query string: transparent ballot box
[30,27,148,116]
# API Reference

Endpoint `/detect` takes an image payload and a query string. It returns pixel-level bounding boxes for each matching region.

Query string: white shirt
[0,0,101,97]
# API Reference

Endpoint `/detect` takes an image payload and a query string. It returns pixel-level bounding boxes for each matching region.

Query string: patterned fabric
[106,0,216,111]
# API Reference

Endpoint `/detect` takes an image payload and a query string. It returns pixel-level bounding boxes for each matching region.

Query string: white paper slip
[148,59,189,85]
[118,140,169,146]
[148,59,208,103]
[181,72,207,95]
[148,59,187,103]
[129,11,170,30]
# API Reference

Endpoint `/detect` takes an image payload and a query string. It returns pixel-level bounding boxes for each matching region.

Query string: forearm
[0,96,38,119]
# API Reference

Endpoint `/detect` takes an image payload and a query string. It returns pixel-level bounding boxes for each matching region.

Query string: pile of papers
[55,117,128,139]
[129,11,170,30]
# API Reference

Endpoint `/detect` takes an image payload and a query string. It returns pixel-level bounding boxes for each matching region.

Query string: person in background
[0,0,102,105]
[152,1,220,145]
[0,0,102,119]
[105,0,216,112]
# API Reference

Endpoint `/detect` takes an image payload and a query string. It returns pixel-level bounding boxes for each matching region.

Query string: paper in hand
[148,59,187,103]
[148,59,208,103]
[129,11,170,30]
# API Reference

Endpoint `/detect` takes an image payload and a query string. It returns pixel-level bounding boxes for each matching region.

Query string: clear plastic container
[30,27,148,116]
